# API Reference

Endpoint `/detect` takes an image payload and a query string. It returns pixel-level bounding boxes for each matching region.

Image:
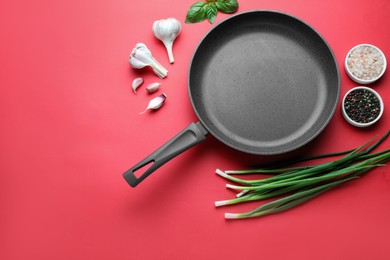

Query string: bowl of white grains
[345,44,386,84]
[342,86,384,127]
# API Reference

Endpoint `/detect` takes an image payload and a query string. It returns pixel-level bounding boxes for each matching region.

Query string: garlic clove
[132,77,144,93]
[153,18,181,64]
[146,82,161,93]
[129,45,148,69]
[129,43,168,78]
[139,93,167,114]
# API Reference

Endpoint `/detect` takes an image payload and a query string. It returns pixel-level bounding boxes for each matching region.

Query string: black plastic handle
[123,122,208,187]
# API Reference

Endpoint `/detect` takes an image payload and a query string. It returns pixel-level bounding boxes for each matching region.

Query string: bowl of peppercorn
[342,86,384,127]
[345,44,387,84]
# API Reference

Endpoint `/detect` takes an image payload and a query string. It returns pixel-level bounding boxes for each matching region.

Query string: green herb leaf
[186,0,239,24]
[215,0,238,14]
[206,3,218,23]
[185,1,209,24]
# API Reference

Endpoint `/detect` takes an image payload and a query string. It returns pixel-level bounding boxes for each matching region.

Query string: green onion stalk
[215,130,390,219]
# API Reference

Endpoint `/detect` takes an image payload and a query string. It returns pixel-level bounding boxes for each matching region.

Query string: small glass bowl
[342,86,384,127]
[345,44,387,84]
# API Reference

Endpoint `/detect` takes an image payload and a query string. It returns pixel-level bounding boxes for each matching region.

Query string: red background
[1,0,390,259]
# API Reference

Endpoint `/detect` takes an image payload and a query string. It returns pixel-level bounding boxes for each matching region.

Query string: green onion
[215,130,390,219]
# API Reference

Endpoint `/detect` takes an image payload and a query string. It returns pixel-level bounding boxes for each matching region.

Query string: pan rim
[188,10,340,155]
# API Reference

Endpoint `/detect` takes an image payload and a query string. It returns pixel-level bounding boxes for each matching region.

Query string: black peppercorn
[343,88,381,124]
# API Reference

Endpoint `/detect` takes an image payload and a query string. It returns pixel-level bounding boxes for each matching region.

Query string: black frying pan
[123,11,340,187]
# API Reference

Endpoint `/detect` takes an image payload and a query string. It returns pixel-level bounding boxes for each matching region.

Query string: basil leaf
[215,0,238,14]
[206,4,218,23]
[185,2,208,24]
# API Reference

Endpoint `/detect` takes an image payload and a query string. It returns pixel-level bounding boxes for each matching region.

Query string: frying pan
[123,11,340,187]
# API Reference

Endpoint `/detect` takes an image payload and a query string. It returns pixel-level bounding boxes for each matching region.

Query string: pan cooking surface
[189,11,339,154]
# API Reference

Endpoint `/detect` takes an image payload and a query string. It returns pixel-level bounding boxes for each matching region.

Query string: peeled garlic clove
[139,93,167,114]
[146,82,161,93]
[132,77,144,93]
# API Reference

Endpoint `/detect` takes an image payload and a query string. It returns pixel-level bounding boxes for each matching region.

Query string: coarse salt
[345,44,386,84]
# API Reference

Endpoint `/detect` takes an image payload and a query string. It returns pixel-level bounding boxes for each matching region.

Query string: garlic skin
[146,82,161,93]
[153,18,181,64]
[140,93,167,114]
[129,43,168,78]
[132,77,144,93]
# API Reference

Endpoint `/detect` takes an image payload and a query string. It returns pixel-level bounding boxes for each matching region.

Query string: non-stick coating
[188,11,340,155]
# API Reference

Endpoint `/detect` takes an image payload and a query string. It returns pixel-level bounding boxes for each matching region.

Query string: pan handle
[123,122,208,187]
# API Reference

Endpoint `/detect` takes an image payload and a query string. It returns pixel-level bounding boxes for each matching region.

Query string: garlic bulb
[146,82,161,93]
[129,43,168,78]
[132,77,144,93]
[153,18,181,64]
[139,93,167,114]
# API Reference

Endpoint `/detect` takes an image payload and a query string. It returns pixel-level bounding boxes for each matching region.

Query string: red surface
[1,0,390,259]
